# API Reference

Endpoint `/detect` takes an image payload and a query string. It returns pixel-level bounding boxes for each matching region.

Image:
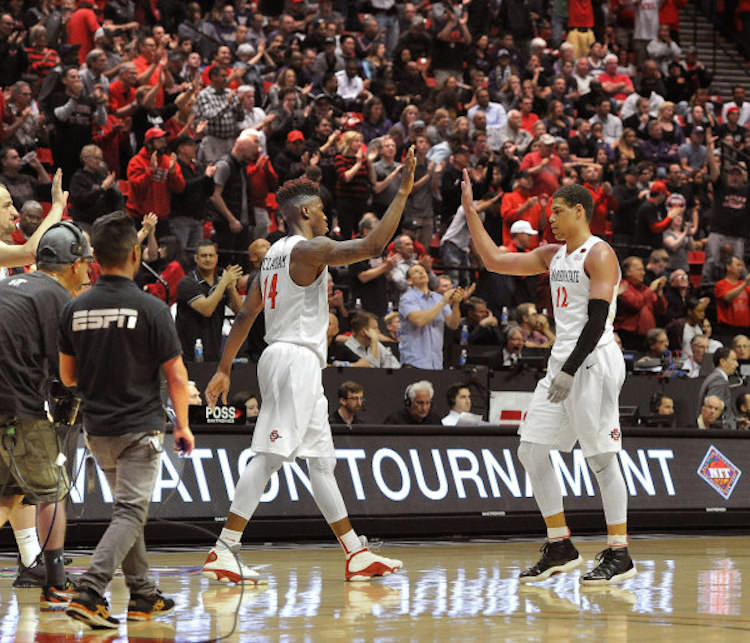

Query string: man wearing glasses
[330,381,365,427]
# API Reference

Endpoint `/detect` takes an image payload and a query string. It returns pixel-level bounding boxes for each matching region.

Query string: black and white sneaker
[580,547,636,585]
[13,554,45,588]
[519,539,583,583]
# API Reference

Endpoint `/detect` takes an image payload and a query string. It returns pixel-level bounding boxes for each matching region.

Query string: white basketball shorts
[251,342,335,460]
[518,341,626,456]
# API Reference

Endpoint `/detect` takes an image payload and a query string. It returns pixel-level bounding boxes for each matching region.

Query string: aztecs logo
[697,446,742,500]
[609,428,621,441]
[269,429,281,443]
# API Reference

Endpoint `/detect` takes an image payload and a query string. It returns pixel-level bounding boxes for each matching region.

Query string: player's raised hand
[205,371,231,409]
[461,168,474,213]
[399,145,417,194]
[51,168,68,209]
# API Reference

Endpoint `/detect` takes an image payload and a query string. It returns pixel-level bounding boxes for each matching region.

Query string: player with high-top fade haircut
[462,170,635,586]
[202,148,417,584]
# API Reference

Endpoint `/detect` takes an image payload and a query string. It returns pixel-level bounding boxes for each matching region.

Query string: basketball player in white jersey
[462,171,635,585]
[200,149,417,584]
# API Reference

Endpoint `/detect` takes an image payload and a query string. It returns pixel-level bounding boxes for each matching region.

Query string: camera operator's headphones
[36,221,92,265]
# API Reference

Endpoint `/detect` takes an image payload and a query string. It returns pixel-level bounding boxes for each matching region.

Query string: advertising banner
[65,430,749,522]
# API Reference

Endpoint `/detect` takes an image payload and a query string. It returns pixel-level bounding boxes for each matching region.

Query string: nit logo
[697,445,742,500]
[269,430,281,443]
[609,428,621,441]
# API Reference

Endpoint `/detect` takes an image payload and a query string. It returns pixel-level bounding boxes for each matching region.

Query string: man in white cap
[509,219,537,253]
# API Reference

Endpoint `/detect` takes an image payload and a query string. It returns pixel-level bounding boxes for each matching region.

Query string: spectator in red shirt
[108,63,138,118]
[615,255,668,350]
[66,0,101,65]
[659,0,687,41]
[500,170,543,248]
[245,134,278,240]
[519,95,539,134]
[566,0,596,58]
[201,45,243,91]
[520,134,563,198]
[582,163,617,236]
[126,127,185,234]
[598,53,634,106]
[133,35,169,109]
[715,255,750,338]
[163,88,204,140]
[92,112,128,178]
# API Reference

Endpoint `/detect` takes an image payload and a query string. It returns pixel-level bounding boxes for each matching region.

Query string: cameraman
[58,211,194,629]
[0,216,92,609]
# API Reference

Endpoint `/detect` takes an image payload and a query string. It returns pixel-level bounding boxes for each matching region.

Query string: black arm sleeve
[561,298,610,376]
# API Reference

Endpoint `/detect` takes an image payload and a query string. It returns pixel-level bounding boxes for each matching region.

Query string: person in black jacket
[169,135,215,259]
[612,165,647,248]
[69,144,124,230]
[0,13,28,88]
[50,67,107,188]
[460,296,504,345]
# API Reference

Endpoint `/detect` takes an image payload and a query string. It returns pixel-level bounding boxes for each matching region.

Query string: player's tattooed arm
[461,168,558,276]
[292,147,418,273]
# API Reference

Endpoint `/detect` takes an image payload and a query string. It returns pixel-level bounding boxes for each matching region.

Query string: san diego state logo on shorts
[697,445,742,500]
[609,428,621,441]
[269,429,281,443]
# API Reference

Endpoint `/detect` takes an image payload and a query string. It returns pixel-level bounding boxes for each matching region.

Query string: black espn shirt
[58,275,181,435]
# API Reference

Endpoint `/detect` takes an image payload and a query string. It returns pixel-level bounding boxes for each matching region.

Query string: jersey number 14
[263,273,278,309]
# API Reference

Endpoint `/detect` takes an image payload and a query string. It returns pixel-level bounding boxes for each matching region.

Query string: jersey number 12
[263,273,278,309]
[555,286,568,308]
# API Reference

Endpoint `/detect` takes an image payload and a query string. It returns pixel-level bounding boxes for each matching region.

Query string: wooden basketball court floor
[1,534,749,642]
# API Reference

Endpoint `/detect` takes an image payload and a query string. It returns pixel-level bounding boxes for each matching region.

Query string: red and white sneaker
[202,546,266,585]
[345,542,402,582]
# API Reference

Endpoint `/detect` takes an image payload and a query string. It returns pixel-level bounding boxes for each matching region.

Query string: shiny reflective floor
[1,535,750,642]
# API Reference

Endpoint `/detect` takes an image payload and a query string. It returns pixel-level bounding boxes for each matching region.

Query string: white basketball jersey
[548,235,619,362]
[261,235,329,367]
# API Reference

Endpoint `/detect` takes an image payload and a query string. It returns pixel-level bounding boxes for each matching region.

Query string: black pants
[213,220,251,271]
[336,197,368,241]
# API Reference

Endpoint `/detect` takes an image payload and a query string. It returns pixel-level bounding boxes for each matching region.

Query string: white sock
[216,528,242,552]
[337,529,364,555]
[15,527,41,567]
[546,526,571,541]
[607,533,628,548]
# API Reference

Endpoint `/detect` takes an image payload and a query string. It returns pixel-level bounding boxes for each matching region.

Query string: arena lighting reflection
[0,554,698,639]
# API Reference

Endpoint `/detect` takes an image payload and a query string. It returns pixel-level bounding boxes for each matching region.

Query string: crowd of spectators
[1,0,749,430]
